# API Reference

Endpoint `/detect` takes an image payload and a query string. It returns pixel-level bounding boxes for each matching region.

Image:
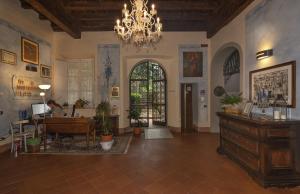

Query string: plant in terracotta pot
[220,93,243,114]
[129,93,142,136]
[95,101,113,150]
[128,107,142,136]
[26,138,41,153]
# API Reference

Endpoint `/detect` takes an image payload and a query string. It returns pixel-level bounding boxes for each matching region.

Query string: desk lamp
[38,84,51,144]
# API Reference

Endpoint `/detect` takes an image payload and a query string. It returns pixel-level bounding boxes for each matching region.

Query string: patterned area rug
[23,135,132,155]
[144,128,174,139]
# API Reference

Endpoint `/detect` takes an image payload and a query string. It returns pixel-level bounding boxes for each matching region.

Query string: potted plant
[75,98,89,108]
[95,101,113,150]
[129,93,142,136]
[128,108,142,136]
[27,137,41,153]
[220,93,243,114]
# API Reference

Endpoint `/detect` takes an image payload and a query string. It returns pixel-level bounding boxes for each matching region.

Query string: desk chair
[9,121,34,156]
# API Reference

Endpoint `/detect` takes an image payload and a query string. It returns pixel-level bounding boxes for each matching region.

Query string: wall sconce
[256,49,273,60]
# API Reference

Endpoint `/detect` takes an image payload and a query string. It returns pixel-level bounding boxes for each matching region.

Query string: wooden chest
[217,112,300,187]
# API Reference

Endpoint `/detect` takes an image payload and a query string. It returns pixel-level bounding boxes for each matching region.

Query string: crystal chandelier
[114,0,162,47]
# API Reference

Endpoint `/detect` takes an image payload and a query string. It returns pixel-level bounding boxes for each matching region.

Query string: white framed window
[67,59,94,107]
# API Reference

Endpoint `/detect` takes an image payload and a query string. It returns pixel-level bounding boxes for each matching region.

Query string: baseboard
[119,127,131,134]
[0,142,10,154]
[168,126,181,133]
[196,127,211,133]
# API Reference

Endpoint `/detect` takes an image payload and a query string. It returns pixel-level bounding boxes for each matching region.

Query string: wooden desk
[217,112,300,187]
[44,117,95,150]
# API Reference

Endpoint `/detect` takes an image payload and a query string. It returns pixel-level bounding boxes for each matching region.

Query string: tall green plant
[95,101,112,135]
[129,93,143,127]
[128,107,141,127]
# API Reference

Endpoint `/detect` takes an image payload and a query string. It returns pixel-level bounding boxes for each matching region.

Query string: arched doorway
[129,60,167,128]
[210,43,242,132]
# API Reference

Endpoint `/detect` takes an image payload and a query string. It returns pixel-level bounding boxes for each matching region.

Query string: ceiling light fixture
[114,0,162,47]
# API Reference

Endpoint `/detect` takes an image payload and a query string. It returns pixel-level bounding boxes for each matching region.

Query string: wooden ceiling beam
[207,0,254,38]
[20,0,32,9]
[64,1,219,11]
[38,14,47,20]
[24,0,81,39]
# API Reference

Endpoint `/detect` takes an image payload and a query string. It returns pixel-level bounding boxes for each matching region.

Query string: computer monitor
[31,103,51,116]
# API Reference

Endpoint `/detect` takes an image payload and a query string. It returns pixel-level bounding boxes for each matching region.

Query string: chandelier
[114,0,162,47]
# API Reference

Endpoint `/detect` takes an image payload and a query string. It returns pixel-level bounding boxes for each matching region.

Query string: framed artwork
[111,86,119,97]
[40,65,51,78]
[183,51,203,77]
[249,61,296,107]
[21,37,39,65]
[0,49,16,65]
[26,64,38,72]
[242,102,253,117]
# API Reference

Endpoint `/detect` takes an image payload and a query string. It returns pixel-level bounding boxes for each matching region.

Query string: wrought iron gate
[129,60,167,127]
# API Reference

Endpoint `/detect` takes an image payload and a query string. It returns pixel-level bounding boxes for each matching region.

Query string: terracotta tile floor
[0,133,300,194]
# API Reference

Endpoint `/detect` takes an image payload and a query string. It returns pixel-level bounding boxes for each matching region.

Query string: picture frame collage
[1,37,52,79]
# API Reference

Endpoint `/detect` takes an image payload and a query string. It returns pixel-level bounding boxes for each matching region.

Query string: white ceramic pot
[100,140,114,151]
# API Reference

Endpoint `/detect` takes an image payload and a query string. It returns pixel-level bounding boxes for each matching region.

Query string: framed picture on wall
[40,65,51,78]
[0,49,16,65]
[249,61,296,107]
[21,37,39,65]
[111,86,120,97]
[182,51,203,77]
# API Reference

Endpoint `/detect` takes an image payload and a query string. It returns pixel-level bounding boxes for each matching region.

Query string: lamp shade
[39,92,45,96]
[256,49,273,60]
[38,84,51,90]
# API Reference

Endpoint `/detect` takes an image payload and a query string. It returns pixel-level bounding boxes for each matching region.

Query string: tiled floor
[0,133,300,194]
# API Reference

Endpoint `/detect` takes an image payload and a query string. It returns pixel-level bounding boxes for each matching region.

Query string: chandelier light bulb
[124,3,127,9]
[116,19,120,26]
[157,17,160,23]
[152,4,155,10]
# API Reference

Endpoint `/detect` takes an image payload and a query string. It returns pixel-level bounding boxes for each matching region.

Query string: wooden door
[181,84,193,133]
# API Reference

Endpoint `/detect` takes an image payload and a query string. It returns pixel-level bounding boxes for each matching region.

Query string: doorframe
[129,60,167,127]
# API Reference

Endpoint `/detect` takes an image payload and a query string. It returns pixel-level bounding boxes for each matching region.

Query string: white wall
[210,0,264,96]
[54,32,209,129]
[0,0,54,136]
[245,0,300,119]
[0,0,53,43]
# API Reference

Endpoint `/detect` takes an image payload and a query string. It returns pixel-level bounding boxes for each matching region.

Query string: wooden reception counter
[217,112,300,187]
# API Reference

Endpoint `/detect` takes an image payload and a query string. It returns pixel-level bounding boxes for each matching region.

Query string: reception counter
[217,112,300,187]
